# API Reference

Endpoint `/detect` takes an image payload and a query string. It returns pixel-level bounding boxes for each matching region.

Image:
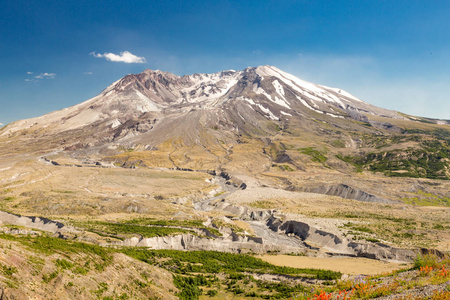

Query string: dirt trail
[257,255,411,276]
[194,175,239,211]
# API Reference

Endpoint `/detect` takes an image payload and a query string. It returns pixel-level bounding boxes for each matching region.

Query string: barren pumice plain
[0,66,449,299]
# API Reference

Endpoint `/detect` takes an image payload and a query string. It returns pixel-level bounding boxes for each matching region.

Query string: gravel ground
[377,282,449,299]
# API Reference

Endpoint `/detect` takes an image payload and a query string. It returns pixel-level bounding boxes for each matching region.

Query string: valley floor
[257,255,411,276]
[0,156,449,299]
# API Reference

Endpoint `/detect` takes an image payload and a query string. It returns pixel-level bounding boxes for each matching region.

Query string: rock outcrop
[369,120,403,133]
[266,214,417,262]
[349,242,417,262]
[267,216,352,254]
[0,211,81,240]
[107,231,304,255]
[0,207,419,263]
[0,211,68,233]
[304,184,394,204]
[197,199,418,262]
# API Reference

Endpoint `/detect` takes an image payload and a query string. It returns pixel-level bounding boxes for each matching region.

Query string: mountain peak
[1,66,409,140]
[141,68,176,76]
[2,65,449,180]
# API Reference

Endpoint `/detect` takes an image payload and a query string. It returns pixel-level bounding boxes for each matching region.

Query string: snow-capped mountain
[1,66,402,138]
[2,65,450,176]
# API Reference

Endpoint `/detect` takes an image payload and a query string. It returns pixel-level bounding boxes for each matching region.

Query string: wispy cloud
[35,73,56,79]
[90,51,146,63]
[0,122,3,126]
[84,71,93,75]
[25,72,56,82]
[252,50,262,55]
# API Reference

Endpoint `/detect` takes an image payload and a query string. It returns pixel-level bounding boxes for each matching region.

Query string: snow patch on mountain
[111,119,121,128]
[326,112,345,118]
[258,67,326,106]
[257,66,322,95]
[241,97,256,106]
[254,86,273,101]
[182,72,240,103]
[253,85,290,109]
[256,66,350,111]
[257,104,278,120]
[273,96,291,109]
[272,80,285,96]
[303,91,324,103]
[322,86,363,103]
[298,97,324,114]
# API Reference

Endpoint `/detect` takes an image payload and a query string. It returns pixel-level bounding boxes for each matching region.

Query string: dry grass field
[257,255,411,276]
[0,158,214,219]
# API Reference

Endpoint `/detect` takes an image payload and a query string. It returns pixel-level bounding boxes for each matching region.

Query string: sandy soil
[437,240,450,251]
[257,255,411,276]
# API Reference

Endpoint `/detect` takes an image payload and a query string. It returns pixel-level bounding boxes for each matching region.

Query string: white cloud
[34,73,56,79]
[25,72,56,82]
[43,72,56,78]
[90,51,146,63]
[0,122,3,126]
[252,50,262,55]
[84,71,93,75]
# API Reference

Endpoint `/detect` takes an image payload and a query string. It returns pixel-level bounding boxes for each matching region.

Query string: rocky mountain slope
[1,65,449,181]
[0,65,402,137]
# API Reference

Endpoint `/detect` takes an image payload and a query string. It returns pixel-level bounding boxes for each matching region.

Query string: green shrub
[0,264,17,276]
[336,140,450,180]
[413,254,447,269]
[55,258,73,269]
[121,249,341,280]
[42,270,58,283]
[299,147,328,163]
[331,140,346,148]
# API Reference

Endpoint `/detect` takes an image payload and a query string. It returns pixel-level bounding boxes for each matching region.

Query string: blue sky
[1,0,450,125]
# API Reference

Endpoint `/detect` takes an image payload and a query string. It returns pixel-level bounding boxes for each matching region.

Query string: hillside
[0,66,449,299]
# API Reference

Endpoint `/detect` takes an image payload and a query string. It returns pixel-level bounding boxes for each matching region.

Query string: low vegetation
[72,220,194,240]
[330,210,448,248]
[0,233,113,271]
[121,249,341,299]
[299,147,328,164]
[0,223,449,299]
[319,254,450,300]
[71,217,235,240]
[337,139,450,180]
[121,249,341,279]
[402,190,450,207]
